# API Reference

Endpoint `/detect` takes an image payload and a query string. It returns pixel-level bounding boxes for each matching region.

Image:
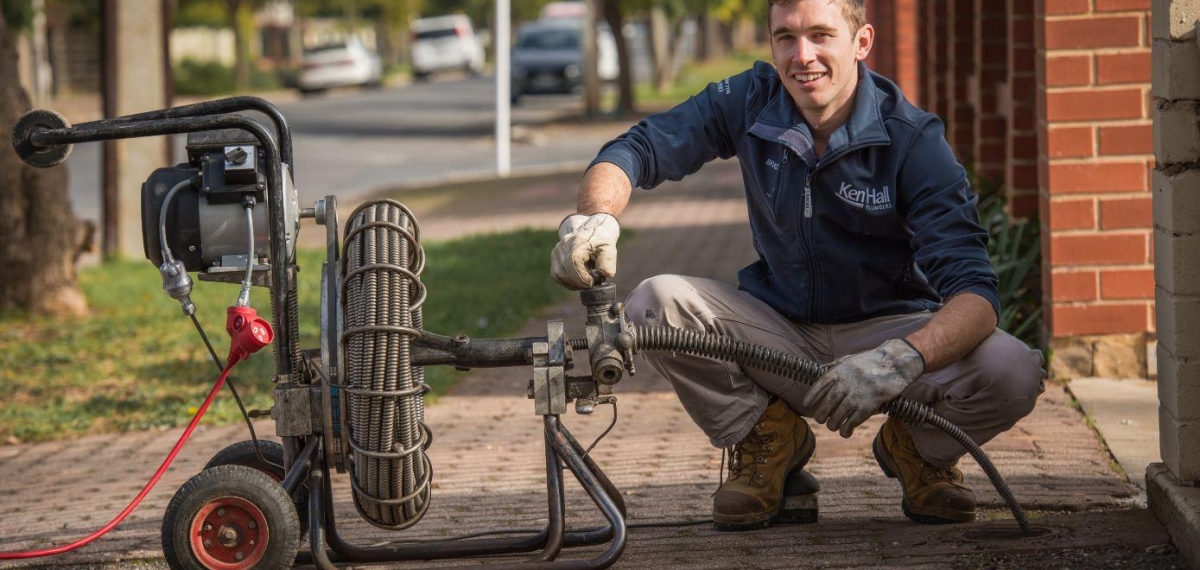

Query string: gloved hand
[550,213,620,290]
[801,338,925,438]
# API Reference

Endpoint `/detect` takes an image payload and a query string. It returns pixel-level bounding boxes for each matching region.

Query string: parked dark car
[510,22,617,103]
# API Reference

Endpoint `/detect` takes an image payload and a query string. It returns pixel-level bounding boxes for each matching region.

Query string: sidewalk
[0,159,1185,569]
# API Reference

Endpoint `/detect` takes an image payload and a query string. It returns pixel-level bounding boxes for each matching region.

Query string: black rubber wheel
[162,465,301,570]
[205,440,309,539]
[205,440,286,480]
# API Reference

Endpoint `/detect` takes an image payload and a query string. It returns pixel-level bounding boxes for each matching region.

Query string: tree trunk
[698,11,726,61]
[0,13,89,317]
[228,0,251,90]
[600,0,633,116]
[648,6,673,94]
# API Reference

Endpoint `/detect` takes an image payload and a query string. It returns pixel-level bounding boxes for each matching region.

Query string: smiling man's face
[769,0,873,133]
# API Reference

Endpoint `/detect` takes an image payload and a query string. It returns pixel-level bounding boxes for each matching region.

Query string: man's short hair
[768,0,868,33]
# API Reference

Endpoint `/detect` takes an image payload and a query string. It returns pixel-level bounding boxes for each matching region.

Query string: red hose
[0,358,238,559]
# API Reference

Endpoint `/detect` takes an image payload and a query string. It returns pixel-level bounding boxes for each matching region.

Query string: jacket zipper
[801,170,817,318]
[778,137,890,322]
[775,149,789,227]
[802,141,889,319]
[803,171,813,218]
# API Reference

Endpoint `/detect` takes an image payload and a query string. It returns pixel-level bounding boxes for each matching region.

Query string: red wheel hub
[189,496,270,569]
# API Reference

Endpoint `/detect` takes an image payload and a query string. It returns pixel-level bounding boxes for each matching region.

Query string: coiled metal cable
[627,324,1031,534]
[341,199,432,530]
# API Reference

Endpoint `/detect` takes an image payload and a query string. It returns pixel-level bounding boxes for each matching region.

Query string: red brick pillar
[865,0,888,74]
[1007,0,1038,218]
[868,0,919,102]
[946,0,976,164]
[1038,0,1154,376]
[973,0,1009,185]
[926,0,949,119]
[893,0,920,102]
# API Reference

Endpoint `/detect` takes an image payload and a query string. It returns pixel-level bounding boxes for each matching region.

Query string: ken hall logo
[835,181,893,212]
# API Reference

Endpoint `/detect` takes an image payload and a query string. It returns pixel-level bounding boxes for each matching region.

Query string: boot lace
[714,422,776,495]
[919,464,963,486]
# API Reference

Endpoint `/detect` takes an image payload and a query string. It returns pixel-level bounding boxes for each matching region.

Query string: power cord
[189,312,283,473]
[0,358,240,559]
[0,304,275,559]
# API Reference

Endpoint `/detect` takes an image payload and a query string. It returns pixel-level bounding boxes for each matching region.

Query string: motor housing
[140,126,298,281]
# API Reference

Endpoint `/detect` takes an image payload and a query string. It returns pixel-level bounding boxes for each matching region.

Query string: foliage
[175,0,229,28]
[0,229,566,443]
[632,50,761,108]
[976,180,1042,348]
[1,0,32,32]
[173,58,288,96]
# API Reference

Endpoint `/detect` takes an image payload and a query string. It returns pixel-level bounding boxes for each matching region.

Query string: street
[65,76,629,225]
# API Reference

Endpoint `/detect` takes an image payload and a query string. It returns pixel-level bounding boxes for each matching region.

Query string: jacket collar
[749,61,891,165]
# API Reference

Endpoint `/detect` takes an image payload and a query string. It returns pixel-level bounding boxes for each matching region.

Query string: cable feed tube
[628,324,1031,535]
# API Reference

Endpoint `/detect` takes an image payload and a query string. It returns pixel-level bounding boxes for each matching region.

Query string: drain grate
[960,524,1063,543]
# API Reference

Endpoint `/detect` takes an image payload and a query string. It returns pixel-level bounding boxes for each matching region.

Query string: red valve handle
[226,305,273,364]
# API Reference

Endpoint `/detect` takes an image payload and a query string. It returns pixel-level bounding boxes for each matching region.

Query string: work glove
[801,338,925,438]
[550,213,620,290]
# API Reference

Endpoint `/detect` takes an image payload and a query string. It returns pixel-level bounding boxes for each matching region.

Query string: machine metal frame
[14,96,631,569]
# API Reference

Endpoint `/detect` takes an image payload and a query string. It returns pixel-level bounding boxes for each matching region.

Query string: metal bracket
[274,382,315,437]
[531,320,567,415]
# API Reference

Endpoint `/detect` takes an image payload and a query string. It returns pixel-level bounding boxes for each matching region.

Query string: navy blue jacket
[593,61,999,324]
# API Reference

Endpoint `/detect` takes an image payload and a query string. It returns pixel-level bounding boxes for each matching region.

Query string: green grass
[0,229,567,444]
[633,51,766,109]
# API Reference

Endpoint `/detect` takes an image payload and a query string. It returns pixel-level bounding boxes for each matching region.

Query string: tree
[361,0,423,67]
[600,0,633,116]
[175,0,260,89]
[0,10,90,317]
[227,0,262,89]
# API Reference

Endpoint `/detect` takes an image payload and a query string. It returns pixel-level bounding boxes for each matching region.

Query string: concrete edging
[1147,462,1200,569]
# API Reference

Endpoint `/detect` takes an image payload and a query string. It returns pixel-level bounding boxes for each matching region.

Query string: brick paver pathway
[0,158,1177,569]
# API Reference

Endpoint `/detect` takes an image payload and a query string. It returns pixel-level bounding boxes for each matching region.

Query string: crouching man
[550,0,1046,530]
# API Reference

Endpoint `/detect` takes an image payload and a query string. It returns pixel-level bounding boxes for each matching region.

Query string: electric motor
[140,126,300,282]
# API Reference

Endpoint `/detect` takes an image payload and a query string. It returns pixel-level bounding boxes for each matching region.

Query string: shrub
[174,58,235,96]
[976,180,1042,348]
[174,58,290,95]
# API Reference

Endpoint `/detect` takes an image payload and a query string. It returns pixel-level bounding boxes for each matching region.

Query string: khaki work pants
[625,275,1047,468]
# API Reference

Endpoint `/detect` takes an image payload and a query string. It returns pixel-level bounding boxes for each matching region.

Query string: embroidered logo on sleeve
[835,182,893,212]
[716,78,731,95]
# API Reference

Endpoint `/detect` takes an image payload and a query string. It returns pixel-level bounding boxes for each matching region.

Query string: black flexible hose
[626,324,1031,535]
[341,200,432,530]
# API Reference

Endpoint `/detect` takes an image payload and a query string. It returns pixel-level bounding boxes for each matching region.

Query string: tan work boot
[713,398,815,531]
[873,417,976,524]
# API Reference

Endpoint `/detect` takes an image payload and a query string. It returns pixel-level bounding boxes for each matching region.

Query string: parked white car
[297,37,383,94]
[411,14,486,80]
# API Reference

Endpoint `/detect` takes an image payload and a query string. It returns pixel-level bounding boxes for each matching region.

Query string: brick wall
[1038,0,1154,350]
[927,0,950,120]
[1009,0,1040,218]
[974,0,1010,184]
[865,0,888,75]
[893,0,920,102]
[947,0,976,162]
[869,0,920,102]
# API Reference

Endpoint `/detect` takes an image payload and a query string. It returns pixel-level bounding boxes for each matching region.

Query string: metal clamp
[531,320,567,415]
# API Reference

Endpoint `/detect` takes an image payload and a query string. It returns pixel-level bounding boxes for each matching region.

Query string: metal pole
[496,0,511,178]
[101,0,119,261]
